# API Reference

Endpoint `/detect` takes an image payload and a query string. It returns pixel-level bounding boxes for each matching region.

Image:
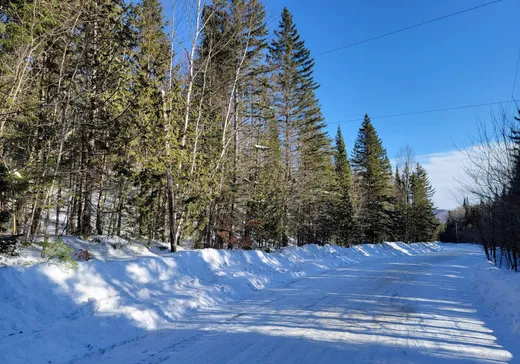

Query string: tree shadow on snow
[2,252,518,364]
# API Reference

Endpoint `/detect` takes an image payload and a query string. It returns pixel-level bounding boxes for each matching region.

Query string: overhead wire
[314,0,505,57]
[308,0,513,126]
[327,100,520,126]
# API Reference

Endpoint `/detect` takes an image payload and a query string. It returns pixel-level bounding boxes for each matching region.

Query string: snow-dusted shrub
[40,239,77,269]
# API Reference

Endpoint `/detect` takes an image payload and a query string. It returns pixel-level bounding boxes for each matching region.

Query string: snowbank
[471,259,520,333]
[0,242,442,363]
[0,235,172,267]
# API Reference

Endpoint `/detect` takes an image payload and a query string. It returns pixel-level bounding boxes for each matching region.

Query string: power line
[328,99,520,125]
[314,0,505,57]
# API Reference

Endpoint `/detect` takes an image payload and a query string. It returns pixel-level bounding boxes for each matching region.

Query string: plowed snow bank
[0,242,442,363]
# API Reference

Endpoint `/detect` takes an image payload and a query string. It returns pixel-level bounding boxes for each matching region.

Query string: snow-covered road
[77,248,518,363]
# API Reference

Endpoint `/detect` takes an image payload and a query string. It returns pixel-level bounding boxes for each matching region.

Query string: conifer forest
[2,2,520,363]
[0,0,507,256]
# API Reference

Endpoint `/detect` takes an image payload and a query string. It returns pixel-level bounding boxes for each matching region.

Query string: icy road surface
[76,249,518,364]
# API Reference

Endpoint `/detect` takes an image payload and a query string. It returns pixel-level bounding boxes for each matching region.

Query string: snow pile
[0,242,442,363]
[0,235,171,267]
[471,258,520,333]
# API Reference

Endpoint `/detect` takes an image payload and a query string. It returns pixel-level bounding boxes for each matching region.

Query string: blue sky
[262,0,519,152]
[169,0,520,209]
[265,0,519,209]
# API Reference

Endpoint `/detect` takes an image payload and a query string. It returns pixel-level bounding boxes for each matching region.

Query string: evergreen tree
[194,0,268,249]
[62,0,140,237]
[1,1,455,253]
[268,7,307,241]
[394,162,413,242]
[0,0,65,237]
[393,166,406,241]
[410,164,438,242]
[128,0,174,241]
[351,115,394,243]
[269,7,335,245]
[246,79,286,247]
[334,127,354,245]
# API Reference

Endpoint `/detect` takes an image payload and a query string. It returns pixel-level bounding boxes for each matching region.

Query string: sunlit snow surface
[1,243,518,363]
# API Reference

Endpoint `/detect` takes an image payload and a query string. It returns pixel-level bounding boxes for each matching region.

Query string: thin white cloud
[417,150,470,210]
[390,148,472,210]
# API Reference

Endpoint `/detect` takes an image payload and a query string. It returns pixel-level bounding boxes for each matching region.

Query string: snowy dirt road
[74,247,519,364]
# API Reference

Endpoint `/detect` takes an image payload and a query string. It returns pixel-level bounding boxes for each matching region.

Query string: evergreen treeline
[0,0,438,250]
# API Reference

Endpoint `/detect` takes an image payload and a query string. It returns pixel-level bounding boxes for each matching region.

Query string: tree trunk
[166,170,176,252]
[95,157,106,235]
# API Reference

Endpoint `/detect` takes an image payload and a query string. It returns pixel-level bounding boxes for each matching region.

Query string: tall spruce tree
[70,0,139,237]
[268,7,304,242]
[0,0,140,240]
[394,166,406,241]
[128,0,175,242]
[195,0,268,249]
[410,164,438,242]
[351,115,394,243]
[269,7,335,245]
[1,0,454,252]
[394,162,413,242]
[0,0,68,238]
[334,127,354,245]
[246,78,286,246]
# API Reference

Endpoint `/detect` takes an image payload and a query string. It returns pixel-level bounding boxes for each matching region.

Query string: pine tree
[351,114,394,243]
[0,0,66,238]
[269,7,335,245]
[334,127,354,245]
[268,7,306,237]
[65,1,140,237]
[394,162,414,242]
[246,78,286,247]
[127,0,174,242]
[2,0,457,253]
[410,164,438,242]
[393,166,406,241]
[297,116,336,245]
[193,0,268,249]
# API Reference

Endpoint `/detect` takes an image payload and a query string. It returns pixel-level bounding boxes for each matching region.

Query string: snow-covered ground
[0,235,172,267]
[1,242,518,363]
[471,259,520,334]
